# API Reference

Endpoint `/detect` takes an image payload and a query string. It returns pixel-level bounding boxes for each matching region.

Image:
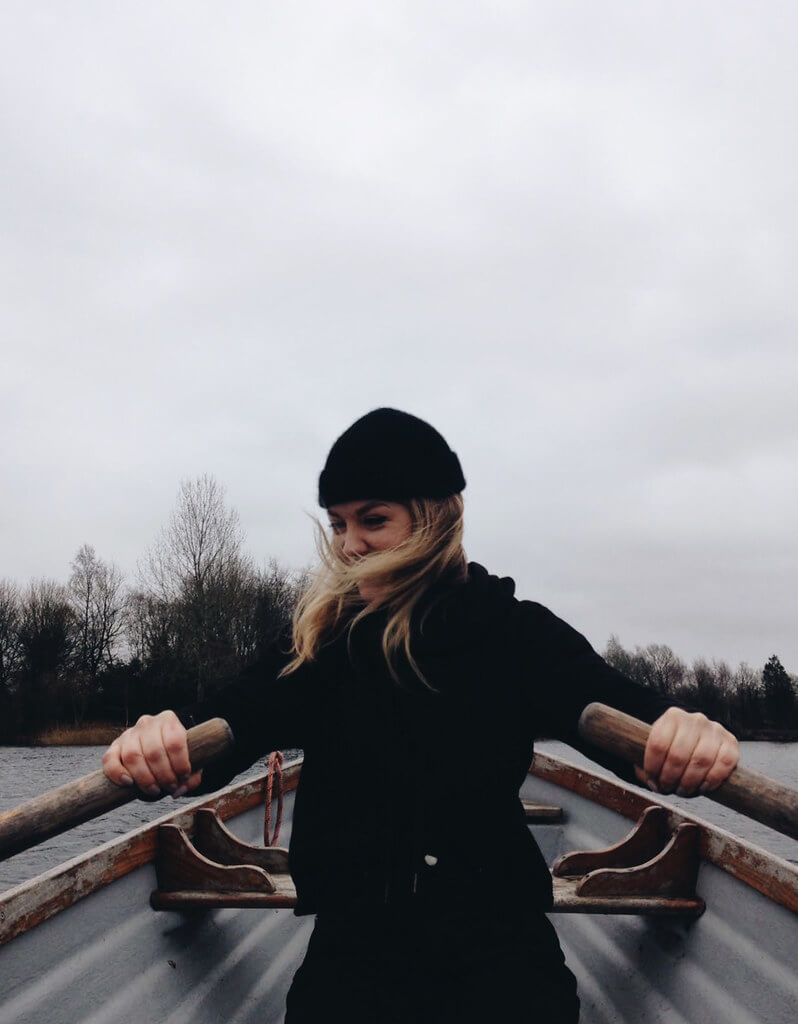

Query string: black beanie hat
[318,408,466,508]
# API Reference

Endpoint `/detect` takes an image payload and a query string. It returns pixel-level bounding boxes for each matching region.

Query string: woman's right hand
[102,710,203,798]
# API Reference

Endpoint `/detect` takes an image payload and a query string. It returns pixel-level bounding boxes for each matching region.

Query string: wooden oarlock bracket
[192,808,289,873]
[152,800,703,916]
[548,806,705,917]
[150,809,296,911]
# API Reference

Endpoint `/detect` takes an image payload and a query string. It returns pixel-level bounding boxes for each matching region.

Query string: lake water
[0,741,796,893]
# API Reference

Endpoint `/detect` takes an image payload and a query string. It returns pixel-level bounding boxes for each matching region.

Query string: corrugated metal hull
[522,771,797,1024]
[0,791,312,1024]
[2,762,796,1023]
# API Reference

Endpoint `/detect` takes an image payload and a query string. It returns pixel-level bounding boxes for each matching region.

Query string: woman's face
[327,499,413,598]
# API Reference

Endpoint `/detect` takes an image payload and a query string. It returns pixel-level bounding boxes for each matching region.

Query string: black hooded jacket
[177,563,675,916]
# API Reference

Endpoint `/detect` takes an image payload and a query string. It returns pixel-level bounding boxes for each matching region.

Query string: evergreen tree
[761,654,796,726]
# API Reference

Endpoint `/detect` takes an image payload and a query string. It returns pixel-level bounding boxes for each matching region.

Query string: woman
[102,408,740,1023]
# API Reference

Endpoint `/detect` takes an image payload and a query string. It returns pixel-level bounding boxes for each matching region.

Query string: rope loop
[263,750,285,847]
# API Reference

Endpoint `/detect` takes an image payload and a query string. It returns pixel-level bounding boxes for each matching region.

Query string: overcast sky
[2,2,797,671]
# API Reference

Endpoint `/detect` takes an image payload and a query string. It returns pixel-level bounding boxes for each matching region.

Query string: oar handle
[578,703,798,841]
[0,718,234,862]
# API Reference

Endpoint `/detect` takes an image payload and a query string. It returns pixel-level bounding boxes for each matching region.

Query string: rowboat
[0,706,796,1023]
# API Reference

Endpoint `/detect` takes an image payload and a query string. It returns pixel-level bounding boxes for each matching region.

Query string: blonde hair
[281,494,466,687]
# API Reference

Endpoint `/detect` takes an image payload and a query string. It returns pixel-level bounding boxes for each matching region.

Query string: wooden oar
[0,718,233,862]
[578,703,798,841]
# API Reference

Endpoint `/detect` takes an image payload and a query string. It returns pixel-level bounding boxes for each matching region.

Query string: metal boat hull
[1,790,310,1024]
[523,768,797,1024]
[1,754,796,1023]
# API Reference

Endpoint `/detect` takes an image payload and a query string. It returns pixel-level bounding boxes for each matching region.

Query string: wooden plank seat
[522,800,563,823]
[151,805,703,917]
[551,876,703,916]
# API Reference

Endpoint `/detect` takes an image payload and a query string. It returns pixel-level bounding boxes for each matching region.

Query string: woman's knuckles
[659,753,689,776]
[164,735,189,761]
[719,750,740,771]
[139,736,167,759]
[120,744,144,766]
[646,736,671,760]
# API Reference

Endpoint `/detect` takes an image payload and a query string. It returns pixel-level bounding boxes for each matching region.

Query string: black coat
[177,562,674,916]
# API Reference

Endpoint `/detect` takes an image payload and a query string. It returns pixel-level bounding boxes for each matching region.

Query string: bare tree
[604,637,685,697]
[603,635,645,682]
[686,658,732,722]
[69,544,126,681]
[143,475,247,598]
[17,579,76,734]
[0,579,21,690]
[731,661,761,731]
[0,580,21,739]
[140,475,254,700]
[123,589,187,721]
[640,644,686,696]
[233,560,306,663]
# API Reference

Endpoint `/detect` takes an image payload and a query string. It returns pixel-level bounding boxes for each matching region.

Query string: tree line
[603,637,798,735]
[1,474,796,742]
[0,476,304,742]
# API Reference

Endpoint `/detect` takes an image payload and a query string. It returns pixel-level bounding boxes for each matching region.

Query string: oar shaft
[578,703,798,841]
[0,718,233,862]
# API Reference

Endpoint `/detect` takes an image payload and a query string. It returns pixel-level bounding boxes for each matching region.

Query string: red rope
[263,750,285,847]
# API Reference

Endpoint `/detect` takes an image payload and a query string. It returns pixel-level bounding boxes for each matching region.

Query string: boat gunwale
[1,749,796,949]
[0,758,302,948]
[530,751,798,915]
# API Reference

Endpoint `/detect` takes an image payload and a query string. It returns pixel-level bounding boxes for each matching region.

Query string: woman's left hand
[634,707,740,796]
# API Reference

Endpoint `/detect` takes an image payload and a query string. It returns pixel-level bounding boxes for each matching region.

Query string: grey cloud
[2,2,797,669]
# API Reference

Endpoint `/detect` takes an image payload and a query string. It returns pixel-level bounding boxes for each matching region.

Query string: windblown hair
[280,494,467,686]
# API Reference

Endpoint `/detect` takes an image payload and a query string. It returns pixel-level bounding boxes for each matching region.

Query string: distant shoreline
[6,723,798,747]
[23,723,124,746]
